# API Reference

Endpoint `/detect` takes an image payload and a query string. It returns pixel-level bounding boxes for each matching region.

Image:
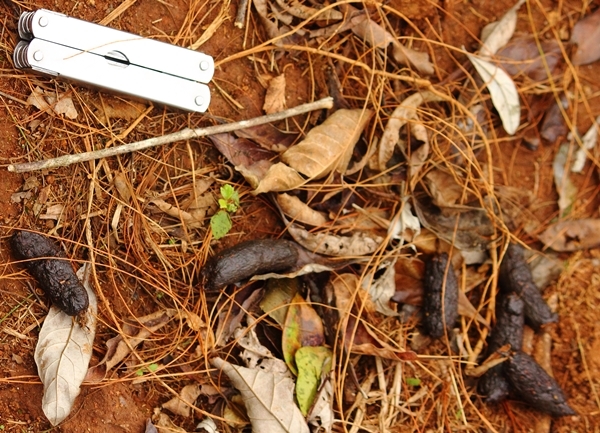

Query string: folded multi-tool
[13,9,214,112]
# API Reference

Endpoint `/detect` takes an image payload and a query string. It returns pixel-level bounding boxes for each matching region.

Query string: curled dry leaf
[571,7,600,66]
[539,218,600,251]
[540,93,569,144]
[274,0,342,20]
[263,74,287,115]
[35,264,97,426]
[277,193,328,226]
[495,36,564,82]
[377,91,443,173]
[467,54,521,135]
[307,372,333,433]
[252,162,305,194]
[362,261,399,317]
[571,116,600,173]
[281,109,372,179]
[388,201,421,242]
[27,87,79,119]
[479,0,525,58]
[553,144,577,216]
[209,133,276,168]
[288,224,383,256]
[149,198,205,229]
[211,357,310,433]
[162,384,202,417]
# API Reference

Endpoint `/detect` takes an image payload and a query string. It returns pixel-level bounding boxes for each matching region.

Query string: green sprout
[210,184,240,240]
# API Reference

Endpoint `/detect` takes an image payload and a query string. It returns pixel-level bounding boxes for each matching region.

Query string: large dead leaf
[149,198,207,229]
[377,91,443,173]
[27,87,78,119]
[571,7,600,66]
[211,357,309,433]
[263,74,287,114]
[479,0,525,58]
[288,225,383,256]
[467,54,521,135]
[209,133,276,168]
[274,0,342,20]
[362,261,399,317]
[251,162,306,194]
[163,384,202,417]
[539,219,600,251]
[276,193,328,226]
[281,109,372,179]
[495,36,563,82]
[35,265,97,426]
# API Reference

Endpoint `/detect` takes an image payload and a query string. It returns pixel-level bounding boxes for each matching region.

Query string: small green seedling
[406,377,421,387]
[210,184,240,240]
[135,363,159,376]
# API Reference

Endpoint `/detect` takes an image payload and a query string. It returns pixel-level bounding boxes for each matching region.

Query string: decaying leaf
[252,162,305,194]
[94,98,147,124]
[350,8,433,74]
[540,93,569,144]
[39,203,65,220]
[288,224,383,256]
[307,372,334,433]
[388,201,421,242]
[571,116,600,173]
[467,54,521,135]
[571,7,600,66]
[210,133,276,169]
[260,278,299,326]
[149,198,206,229]
[27,87,78,119]
[539,219,600,251]
[35,265,97,426]
[263,74,287,114]
[362,261,399,317]
[282,293,325,374]
[377,91,443,173]
[87,309,177,380]
[277,193,328,226]
[426,169,464,208]
[281,109,372,179]
[211,357,309,433]
[553,144,577,216]
[479,0,525,58]
[495,36,564,82]
[163,384,202,417]
[274,0,342,20]
[295,346,332,415]
[152,410,188,433]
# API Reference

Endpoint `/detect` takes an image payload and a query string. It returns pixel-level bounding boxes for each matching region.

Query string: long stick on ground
[8,97,334,173]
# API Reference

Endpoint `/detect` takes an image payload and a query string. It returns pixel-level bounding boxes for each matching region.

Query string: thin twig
[8,97,334,173]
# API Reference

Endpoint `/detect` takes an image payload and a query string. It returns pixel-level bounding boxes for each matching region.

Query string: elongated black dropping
[11,231,89,316]
[422,252,459,339]
[201,239,300,291]
[506,351,576,416]
[478,292,525,403]
[499,244,557,330]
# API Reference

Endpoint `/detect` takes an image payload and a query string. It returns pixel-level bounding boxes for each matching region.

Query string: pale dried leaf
[377,91,443,172]
[163,384,202,417]
[252,162,305,194]
[211,357,309,433]
[307,374,333,433]
[10,191,32,203]
[250,263,335,281]
[388,201,421,242]
[196,418,218,433]
[571,8,600,66]
[288,225,383,256]
[426,169,464,208]
[572,116,600,173]
[153,411,188,433]
[95,99,146,123]
[362,261,399,316]
[113,173,132,202]
[27,87,51,112]
[274,0,342,20]
[282,109,372,179]
[391,41,435,75]
[467,54,521,135]
[539,219,600,251]
[479,0,525,57]
[54,96,78,119]
[277,193,328,226]
[553,144,577,215]
[39,204,65,220]
[35,265,97,426]
[458,292,489,327]
[263,75,287,114]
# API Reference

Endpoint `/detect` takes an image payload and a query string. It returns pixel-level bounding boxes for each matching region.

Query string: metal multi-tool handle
[14,9,214,112]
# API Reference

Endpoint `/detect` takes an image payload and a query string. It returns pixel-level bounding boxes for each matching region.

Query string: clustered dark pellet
[422,252,459,339]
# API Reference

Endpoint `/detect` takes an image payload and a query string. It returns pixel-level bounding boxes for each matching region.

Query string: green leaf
[147,363,159,372]
[295,346,332,416]
[406,377,421,387]
[220,184,236,200]
[260,278,299,326]
[210,211,232,239]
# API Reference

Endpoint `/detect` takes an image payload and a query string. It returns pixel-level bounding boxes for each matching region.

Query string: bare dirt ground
[1,0,600,432]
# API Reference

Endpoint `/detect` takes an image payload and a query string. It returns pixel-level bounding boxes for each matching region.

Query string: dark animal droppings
[478,364,511,404]
[11,231,89,316]
[422,252,459,339]
[506,351,576,416]
[200,239,300,291]
[499,244,557,330]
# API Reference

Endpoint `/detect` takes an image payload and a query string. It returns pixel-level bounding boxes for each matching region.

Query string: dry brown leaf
[281,109,372,179]
[350,10,433,74]
[288,225,382,256]
[539,219,600,251]
[274,0,342,20]
[458,292,489,328]
[149,198,206,228]
[263,74,287,114]
[27,87,78,119]
[210,133,276,167]
[425,169,464,208]
[345,317,418,361]
[392,258,424,305]
[571,7,600,66]
[163,384,202,417]
[252,162,306,194]
[377,91,443,173]
[53,96,78,119]
[277,193,328,226]
[39,204,64,220]
[479,0,525,58]
[495,36,563,82]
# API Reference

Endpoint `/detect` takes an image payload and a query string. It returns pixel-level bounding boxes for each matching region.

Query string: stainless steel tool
[13,9,214,112]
